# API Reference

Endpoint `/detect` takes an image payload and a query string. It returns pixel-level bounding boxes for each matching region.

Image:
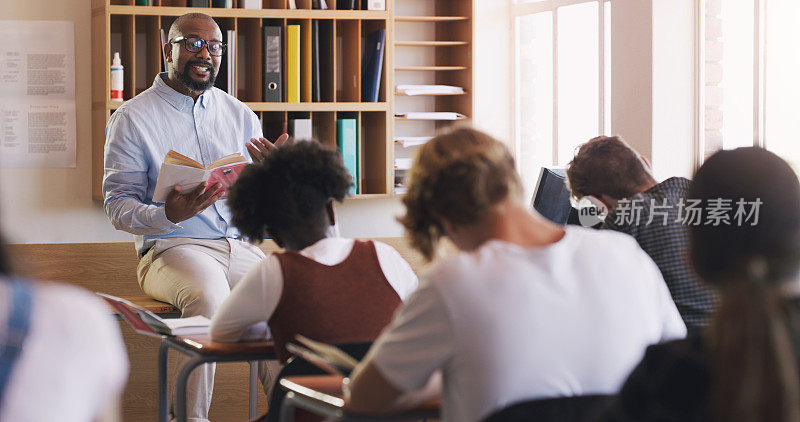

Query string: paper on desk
[395,158,414,170]
[396,112,465,120]
[396,85,464,96]
[394,136,433,148]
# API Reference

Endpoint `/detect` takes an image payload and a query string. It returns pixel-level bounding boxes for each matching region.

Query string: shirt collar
[153,72,212,111]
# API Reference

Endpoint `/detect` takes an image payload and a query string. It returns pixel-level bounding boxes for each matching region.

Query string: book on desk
[98,293,210,337]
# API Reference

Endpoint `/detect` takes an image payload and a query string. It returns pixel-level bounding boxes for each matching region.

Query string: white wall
[611,0,697,180]
[0,0,508,244]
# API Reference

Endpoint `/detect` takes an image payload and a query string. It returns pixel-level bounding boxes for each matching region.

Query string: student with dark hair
[345,128,685,422]
[209,140,418,362]
[567,135,718,334]
[0,233,128,420]
[601,147,800,422]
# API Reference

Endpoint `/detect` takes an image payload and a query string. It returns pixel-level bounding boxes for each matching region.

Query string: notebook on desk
[97,293,210,338]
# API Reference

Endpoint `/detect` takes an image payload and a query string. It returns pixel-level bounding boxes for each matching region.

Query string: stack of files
[395,112,466,120]
[394,158,414,170]
[394,136,432,148]
[396,85,465,96]
[263,21,323,102]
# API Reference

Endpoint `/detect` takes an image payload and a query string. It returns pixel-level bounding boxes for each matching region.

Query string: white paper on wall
[0,20,76,168]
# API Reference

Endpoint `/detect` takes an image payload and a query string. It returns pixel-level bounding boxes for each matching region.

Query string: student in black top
[600,147,800,422]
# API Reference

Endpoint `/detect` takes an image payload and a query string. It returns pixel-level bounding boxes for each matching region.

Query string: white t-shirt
[0,280,129,421]
[210,237,419,342]
[367,227,686,422]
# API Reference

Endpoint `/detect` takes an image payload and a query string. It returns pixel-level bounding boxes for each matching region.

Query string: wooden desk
[278,375,440,422]
[160,335,276,422]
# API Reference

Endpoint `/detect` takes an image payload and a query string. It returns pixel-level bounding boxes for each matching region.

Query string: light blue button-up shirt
[102,73,262,255]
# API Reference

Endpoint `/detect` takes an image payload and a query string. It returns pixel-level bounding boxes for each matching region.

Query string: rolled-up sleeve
[102,110,180,235]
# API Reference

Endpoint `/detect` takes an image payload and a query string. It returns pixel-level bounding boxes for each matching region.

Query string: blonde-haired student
[346,127,686,422]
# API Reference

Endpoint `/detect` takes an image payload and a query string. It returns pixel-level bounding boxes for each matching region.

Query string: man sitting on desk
[102,12,284,422]
[566,135,718,335]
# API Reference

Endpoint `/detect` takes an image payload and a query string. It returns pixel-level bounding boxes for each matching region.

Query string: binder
[337,118,358,195]
[311,20,321,102]
[188,0,209,6]
[286,25,301,103]
[301,21,313,102]
[263,26,283,102]
[227,29,236,95]
[290,119,312,141]
[337,0,355,10]
[365,0,384,10]
[160,29,168,72]
[361,29,385,102]
[213,30,236,95]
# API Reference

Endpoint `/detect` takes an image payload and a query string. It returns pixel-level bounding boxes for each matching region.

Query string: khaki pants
[137,237,266,422]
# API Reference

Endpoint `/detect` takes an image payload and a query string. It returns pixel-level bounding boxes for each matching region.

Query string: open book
[152,150,248,203]
[97,293,210,338]
[285,334,360,376]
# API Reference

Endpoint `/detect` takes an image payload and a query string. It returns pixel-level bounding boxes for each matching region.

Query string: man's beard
[176,60,217,92]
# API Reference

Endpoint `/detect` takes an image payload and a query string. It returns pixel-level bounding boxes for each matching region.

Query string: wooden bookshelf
[91,0,395,199]
[392,1,473,194]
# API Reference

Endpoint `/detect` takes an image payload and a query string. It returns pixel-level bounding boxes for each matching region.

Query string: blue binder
[361,29,385,102]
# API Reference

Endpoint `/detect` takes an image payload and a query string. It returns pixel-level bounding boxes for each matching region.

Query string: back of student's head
[688,147,800,422]
[567,135,654,200]
[399,127,521,260]
[228,140,352,243]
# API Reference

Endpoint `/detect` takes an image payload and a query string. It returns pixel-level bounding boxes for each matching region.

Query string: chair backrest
[483,395,614,422]
[265,341,373,422]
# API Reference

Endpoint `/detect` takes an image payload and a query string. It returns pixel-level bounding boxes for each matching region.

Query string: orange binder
[301,21,313,102]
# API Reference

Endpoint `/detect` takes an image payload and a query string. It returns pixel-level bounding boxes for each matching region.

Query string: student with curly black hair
[209,140,418,363]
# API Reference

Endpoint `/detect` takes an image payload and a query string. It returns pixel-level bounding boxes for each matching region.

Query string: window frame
[511,0,609,172]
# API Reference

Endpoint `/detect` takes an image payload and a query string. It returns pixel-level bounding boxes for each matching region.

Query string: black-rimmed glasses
[170,36,226,56]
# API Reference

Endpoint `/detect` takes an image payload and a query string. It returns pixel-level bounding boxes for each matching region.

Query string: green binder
[337,119,358,195]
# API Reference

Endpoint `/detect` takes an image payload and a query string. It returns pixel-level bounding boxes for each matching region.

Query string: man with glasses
[102,13,283,421]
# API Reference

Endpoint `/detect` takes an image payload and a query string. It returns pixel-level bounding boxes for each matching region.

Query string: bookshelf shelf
[394,66,467,71]
[107,101,389,111]
[394,16,467,22]
[395,116,468,121]
[394,41,467,47]
[102,5,390,19]
[92,0,396,199]
[391,2,473,195]
[394,91,465,96]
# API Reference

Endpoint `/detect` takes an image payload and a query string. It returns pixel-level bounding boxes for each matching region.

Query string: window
[700,0,800,171]
[513,0,611,197]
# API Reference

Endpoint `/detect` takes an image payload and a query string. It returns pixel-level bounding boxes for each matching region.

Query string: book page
[296,334,358,370]
[152,162,209,202]
[208,152,246,169]
[164,150,204,168]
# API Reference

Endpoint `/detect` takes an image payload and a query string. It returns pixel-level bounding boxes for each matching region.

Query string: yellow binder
[301,21,313,102]
[287,25,300,103]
